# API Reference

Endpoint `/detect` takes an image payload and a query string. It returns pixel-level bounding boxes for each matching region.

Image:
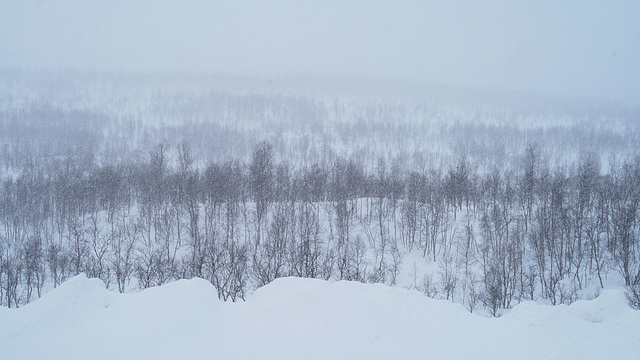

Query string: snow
[1,274,638,359]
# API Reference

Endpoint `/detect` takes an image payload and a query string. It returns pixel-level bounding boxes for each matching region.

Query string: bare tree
[608,158,640,287]
[249,140,275,247]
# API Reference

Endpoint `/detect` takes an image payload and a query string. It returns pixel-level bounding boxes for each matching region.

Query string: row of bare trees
[1,141,639,313]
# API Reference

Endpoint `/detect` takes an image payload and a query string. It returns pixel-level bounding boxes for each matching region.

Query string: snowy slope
[1,274,638,360]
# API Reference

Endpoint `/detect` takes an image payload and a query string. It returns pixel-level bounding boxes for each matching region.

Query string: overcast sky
[1,0,639,105]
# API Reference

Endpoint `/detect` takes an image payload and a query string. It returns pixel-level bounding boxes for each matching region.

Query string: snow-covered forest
[1,69,639,315]
[2,1,639,358]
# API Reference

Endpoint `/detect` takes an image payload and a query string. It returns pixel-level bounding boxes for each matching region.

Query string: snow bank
[1,275,638,360]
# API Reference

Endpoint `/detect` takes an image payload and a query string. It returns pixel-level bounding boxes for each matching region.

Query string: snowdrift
[1,275,638,360]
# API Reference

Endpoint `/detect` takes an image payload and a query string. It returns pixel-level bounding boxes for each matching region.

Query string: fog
[1,0,639,105]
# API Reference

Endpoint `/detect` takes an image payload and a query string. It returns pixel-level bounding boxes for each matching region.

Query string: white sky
[1,0,639,105]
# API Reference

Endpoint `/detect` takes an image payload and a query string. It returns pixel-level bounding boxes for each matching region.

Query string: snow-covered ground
[1,274,637,360]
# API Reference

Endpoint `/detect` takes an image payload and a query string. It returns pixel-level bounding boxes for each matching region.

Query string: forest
[1,69,639,315]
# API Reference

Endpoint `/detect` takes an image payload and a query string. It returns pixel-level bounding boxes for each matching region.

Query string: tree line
[1,141,639,314]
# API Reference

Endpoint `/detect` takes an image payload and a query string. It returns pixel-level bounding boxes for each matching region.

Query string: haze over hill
[1,0,639,106]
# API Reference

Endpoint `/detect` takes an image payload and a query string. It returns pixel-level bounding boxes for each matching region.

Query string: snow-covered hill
[1,274,637,360]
